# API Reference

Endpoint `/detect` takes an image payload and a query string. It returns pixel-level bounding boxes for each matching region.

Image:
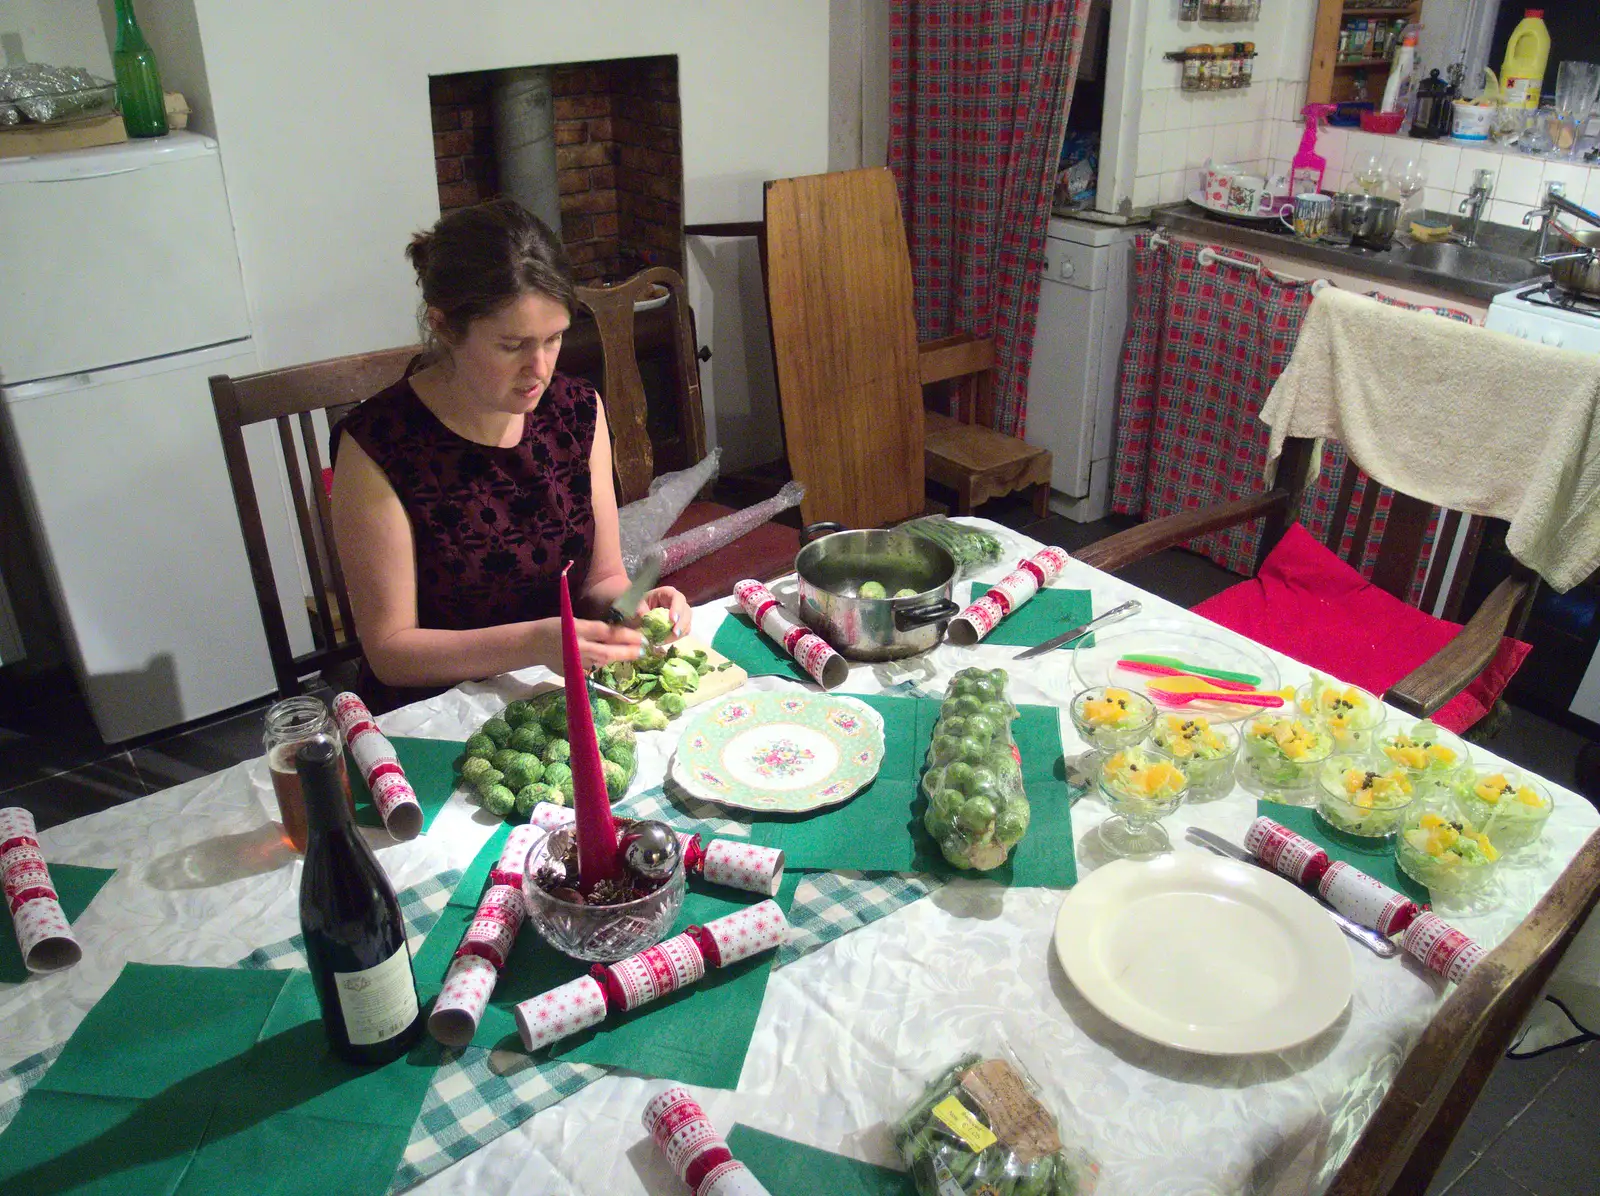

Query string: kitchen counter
[1151,203,1547,303]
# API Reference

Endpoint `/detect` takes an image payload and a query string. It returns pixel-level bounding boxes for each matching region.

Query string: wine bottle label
[334,942,419,1046]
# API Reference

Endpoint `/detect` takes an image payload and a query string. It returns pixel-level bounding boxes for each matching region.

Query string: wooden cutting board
[677,636,749,709]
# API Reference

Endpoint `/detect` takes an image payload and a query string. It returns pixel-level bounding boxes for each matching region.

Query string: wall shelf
[1308,0,1421,104]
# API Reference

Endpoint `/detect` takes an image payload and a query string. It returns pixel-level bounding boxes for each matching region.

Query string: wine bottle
[297,736,421,1065]
[112,0,168,138]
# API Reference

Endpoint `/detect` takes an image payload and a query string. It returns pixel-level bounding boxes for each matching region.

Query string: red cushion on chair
[659,501,800,608]
[1191,523,1531,734]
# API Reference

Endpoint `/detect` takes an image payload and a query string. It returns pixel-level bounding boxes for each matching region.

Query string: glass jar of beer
[264,696,353,852]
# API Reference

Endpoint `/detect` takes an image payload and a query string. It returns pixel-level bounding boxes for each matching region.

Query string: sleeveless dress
[333,371,599,711]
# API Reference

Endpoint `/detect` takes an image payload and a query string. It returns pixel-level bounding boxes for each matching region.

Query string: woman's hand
[528,617,646,673]
[638,586,692,642]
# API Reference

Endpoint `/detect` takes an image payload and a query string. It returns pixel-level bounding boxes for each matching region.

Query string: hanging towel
[1260,287,1600,592]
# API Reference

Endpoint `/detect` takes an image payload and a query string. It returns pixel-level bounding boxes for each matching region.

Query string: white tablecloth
[3,520,1595,1196]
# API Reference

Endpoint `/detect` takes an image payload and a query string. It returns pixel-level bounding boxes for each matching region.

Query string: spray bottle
[1291,104,1336,197]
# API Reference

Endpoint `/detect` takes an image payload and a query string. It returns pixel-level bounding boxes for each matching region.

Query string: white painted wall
[0,0,111,75]
[180,0,828,470]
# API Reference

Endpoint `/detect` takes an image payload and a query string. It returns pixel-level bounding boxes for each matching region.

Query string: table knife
[1184,827,1400,958]
[1014,598,1141,660]
[608,547,664,626]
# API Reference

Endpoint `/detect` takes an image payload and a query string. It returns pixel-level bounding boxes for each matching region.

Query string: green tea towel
[726,1125,907,1194]
[0,863,115,984]
[748,696,1078,887]
[429,824,801,1090]
[969,584,1094,649]
[710,612,812,684]
[351,736,465,835]
[1257,800,1430,905]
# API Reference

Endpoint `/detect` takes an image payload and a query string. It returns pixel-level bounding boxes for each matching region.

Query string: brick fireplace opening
[429,56,683,283]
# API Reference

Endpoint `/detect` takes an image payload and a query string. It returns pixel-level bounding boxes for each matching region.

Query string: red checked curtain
[888,0,1091,438]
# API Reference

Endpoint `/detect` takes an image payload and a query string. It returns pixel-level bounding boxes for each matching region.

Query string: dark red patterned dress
[334,371,598,711]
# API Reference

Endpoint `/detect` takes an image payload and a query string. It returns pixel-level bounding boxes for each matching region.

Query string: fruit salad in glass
[1296,675,1385,753]
[1455,767,1554,855]
[1097,745,1188,857]
[1150,713,1239,802]
[1379,721,1470,797]
[1315,757,1414,838]
[1396,806,1500,897]
[1236,716,1334,803]
[1068,685,1156,783]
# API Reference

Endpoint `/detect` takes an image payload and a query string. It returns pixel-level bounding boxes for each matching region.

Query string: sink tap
[1456,169,1494,247]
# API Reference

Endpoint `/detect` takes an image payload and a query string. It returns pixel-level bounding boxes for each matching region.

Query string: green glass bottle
[112,0,168,138]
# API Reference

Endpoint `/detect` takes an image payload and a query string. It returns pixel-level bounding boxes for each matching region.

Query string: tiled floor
[2,496,1597,1191]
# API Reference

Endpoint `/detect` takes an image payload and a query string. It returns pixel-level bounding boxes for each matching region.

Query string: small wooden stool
[924,411,1053,518]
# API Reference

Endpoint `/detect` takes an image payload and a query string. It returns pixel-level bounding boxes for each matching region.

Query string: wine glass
[1391,157,1426,220]
[1351,151,1386,196]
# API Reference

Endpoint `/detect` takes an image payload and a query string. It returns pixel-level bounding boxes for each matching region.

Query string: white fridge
[0,132,309,742]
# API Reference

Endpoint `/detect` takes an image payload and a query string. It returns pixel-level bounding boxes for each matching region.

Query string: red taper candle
[559,563,621,890]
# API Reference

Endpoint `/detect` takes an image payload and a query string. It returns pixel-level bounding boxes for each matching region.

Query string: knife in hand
[1013,598,1141,660]
[1184,827,1400,958]
[608,547,664,627]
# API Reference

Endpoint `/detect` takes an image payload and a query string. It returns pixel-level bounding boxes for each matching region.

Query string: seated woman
[332,199,689,712]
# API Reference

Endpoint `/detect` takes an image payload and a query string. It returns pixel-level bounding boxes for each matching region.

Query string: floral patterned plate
[668,693,885,814]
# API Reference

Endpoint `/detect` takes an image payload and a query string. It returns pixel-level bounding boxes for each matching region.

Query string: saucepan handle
[800,521,844,545]
[895,598,960,630]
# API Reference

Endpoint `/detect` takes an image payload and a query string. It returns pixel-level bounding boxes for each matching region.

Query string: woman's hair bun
[405,230,433,278]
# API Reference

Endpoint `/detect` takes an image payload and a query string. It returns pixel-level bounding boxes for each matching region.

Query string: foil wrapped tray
[0,65,117,126]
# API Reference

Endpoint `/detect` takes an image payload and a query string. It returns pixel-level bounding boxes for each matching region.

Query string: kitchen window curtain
[888,0,1092,438]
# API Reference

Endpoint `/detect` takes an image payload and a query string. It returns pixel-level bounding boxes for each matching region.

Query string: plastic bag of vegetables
[895,1052,1098,1196]
[902,514,1004,578]
[922,667,1030,870]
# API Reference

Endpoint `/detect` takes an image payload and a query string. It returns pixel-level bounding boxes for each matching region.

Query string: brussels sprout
[552,772,577,802]
[501,762,532,793]
[600,720,636,750]
[629,700,670,731]
[515,783,559,817]
[482,717,513,747]
[966,839,1010,871]
[939,839,973,869]
[933,788,967,817]
[543,761,573,788]
[491,749,520,774]
[542,738,572,765]
[658,692,687,717]
[464,733,496,759]
[939,716,967,740]
[957,795,996,836]
[943,761,978,793]
[893,588,918,599]
[602,741,636,774]
[979,700,1017,725]
[857,580,887,599]
[602,758,629,801]
[965,766,998,794]
[540,699,569,735]
[640,607,675,644]
[510,723,549,754]
[988,668,1009,688]
[503,699,533,727]
[995,799,1031,847]
[658,658,701,694]
[459,756,494,785]
[920,765,946,798]
[945,694,984,717]
[925,806,954,841]
[591,697,614,728]
[481,784,516,817]
[958,736,990,766]
[963,714,996,744]
[472,768,505,797]
[528,689,562,714]
[930,734,963,765]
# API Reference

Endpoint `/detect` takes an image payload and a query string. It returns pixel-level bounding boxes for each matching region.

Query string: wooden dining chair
[1076,438,1538,724]
[1326,829,1600,1194]
[762,167,1052,527]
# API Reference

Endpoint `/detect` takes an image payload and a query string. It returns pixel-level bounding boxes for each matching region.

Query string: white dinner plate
[1186,189,1290,224]
[1069,618,1282,722]
[1054,853,1353,1055]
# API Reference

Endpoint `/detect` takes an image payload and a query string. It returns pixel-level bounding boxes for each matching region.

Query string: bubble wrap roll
[593,932,706,1012]
[1245,817,1332,887]
[0,807,82,973]
[515,974,610,1051]
[428,952,500,1047]
[1402,912,1487,983]
[733,580,848,689]
[700,840,785,897]
[332,692,423,839]
[659,481,805,574]
[643,1085,774,1196]
[689,900,788,968]
[1317,861,1421,937]
[946,545,1072,645]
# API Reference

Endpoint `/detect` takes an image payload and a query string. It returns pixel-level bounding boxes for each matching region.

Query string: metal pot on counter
[1328,193,1401,249]
[795,524,959,661]
[1548,223,1600,297]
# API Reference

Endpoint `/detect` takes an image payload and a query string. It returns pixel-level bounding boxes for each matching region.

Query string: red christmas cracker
[734,579,848,690]
[428,825,542,1046]
[332,692,423,840]
[1245,816,1333,887]
[514,974,610,1051]
[686,900,788,968]
[0,806,83,974]
[642,1086,773,1196]
[592,933,706,1012]
[1402,912,1487,983]
[1317,861,1421,936]
[947,545,1071,645]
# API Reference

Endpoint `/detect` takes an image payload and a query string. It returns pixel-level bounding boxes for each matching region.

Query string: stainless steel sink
[1398,241,1546,289]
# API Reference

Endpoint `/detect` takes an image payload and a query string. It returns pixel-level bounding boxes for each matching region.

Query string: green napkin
[748,696,1079,888]
[726,1125,907,1194]
[1256,800,1430,905]
[423,824,800,1090]
[350,736,465,835]
[0,863,115,984]
[970,584,1094,649]
[710,612,813,684]
[0,849,468,1195]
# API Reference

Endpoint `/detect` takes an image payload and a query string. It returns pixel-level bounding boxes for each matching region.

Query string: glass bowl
[1315,755,1415,839]
[1235,715,1334,804]
[521,826,685,962]
[1069,686,1156,782]
[1295,678,1385,754]
[1395,802,1500,899]
[1097,744,1188,857]
[1454,766,1554,856]
[1149,713,1239,802]
[1377,720,1471,798]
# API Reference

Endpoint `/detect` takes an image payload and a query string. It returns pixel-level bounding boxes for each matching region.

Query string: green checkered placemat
[0,828,943,1191]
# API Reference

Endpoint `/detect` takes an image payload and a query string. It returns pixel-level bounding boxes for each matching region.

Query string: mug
[1281,192,1333,240]
[1203,162,1238,207]
[1228,174,1267,214]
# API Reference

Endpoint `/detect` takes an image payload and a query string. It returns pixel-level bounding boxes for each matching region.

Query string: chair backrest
[1327,829,1600,1195]
[764,167,926,528]
[211,345,422,697]
[574,266,708,505]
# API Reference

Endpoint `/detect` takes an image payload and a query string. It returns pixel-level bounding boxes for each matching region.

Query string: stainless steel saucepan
[794,523,959,661]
